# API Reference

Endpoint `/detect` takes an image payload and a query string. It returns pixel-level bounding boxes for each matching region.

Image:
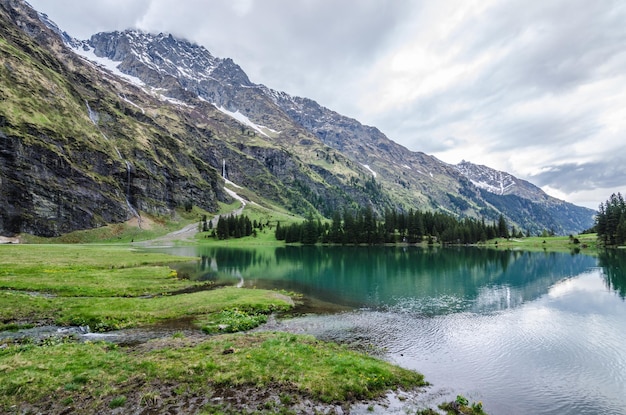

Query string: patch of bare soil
[0,236,20,244]
[14,375,353,415]
[14,379,426,415]
[133,222,200,246]
[126,215,155,230]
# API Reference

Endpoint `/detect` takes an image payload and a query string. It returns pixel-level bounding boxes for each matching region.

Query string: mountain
[0,0,595,237]
[456,161,595,235]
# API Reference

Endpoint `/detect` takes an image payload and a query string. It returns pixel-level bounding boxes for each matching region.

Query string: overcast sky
[28,0,626,209]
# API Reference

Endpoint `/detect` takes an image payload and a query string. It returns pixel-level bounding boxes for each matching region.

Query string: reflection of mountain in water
[598,250,626,299]
[158,246,606,315]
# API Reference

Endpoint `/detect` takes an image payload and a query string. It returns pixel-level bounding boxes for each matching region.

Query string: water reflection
[598,249,626,299]
[157,246,608,314]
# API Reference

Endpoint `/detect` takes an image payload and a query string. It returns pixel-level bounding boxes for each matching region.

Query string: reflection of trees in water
[271,246,597,310]
[174,246,600,310]
[598,250,626,299]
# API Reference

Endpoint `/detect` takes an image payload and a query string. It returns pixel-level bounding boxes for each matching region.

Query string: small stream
[0,318,201,347]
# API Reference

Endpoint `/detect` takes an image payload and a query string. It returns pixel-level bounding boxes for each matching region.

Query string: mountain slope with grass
[0,0,595,237]
[0,0,384,237]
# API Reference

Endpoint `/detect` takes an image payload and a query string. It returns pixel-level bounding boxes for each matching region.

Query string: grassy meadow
[0,242,437,414]
[482,233,598,252]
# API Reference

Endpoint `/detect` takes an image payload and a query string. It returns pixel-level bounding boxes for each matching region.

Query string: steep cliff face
[0,1,226,236]
[1,132,120,236]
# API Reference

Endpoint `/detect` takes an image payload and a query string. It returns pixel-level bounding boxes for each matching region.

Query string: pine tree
[497,214,509,238]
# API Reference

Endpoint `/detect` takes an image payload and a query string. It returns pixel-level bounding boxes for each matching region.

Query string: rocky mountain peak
[457,160,519,196]
[456,160,547,201]
[89,30,218,80]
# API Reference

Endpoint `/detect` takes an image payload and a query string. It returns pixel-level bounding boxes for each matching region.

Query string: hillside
[0,0,595,237]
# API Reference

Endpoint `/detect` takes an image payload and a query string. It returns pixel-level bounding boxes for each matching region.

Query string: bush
[202,308,268,334]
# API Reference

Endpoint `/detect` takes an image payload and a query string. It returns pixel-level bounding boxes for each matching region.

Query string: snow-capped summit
[457,160,518,196]
[456,160,547,201]
[44,29,257,107]
[88,31,221,82]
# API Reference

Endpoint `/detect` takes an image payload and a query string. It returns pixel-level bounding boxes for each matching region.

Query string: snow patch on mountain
[119,94,145,114]
[159,95,194,108]
[214,105,270,138]
[70,44,145,87]
[361,164,377,178]
[456,160,516,196]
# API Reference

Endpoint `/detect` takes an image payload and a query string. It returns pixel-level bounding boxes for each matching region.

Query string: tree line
[275,206,513,245]
[596,192,626,246]
[210,214,257,240]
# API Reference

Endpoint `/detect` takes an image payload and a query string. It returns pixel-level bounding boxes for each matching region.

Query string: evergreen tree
[216,216,228,240]
[497,214,509,238]
[343,208,356,244]
[596,193,626,246]
[329,210,343,243]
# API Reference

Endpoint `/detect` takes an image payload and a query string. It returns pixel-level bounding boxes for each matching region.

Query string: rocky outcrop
[0,131,125,236]
[0,1,225,236]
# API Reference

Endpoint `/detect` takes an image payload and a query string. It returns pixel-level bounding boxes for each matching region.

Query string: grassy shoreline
[1,243,460,414]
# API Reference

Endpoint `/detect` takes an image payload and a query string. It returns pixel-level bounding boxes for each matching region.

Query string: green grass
[0,244,292,331]
[196,197,304,246]
[0,333,426,413]
[483,233,598,253]
[0,283,292,332]
[21,207,209,244]
[144,332,426,403]
[52,287,291,331]
[0,244,194,296]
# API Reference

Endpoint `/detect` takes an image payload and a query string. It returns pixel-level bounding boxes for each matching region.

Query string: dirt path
[135,185,247,247]
[133,222,201,246]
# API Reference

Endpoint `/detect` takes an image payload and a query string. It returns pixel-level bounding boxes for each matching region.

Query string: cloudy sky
[28,0,626,209]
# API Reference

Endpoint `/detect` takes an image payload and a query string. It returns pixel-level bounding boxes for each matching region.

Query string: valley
[2,1,621,415]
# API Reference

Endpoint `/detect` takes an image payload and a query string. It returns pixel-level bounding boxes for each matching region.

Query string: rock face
[0,0,596,237]
[0,132,126,236]
[0,1,225,236]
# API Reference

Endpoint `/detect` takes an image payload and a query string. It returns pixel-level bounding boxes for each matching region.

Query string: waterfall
[125,161,132,199]
[85,100,99,125]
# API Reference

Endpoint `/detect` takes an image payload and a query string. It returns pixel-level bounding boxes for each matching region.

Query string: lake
[153,245,626,415]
